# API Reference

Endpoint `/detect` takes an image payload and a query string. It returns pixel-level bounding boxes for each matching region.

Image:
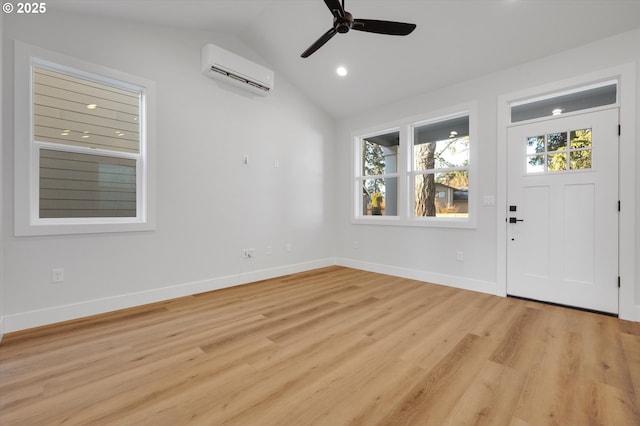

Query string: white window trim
[14,41,156,236]
[352,126,402,225]
[352,102,478,229]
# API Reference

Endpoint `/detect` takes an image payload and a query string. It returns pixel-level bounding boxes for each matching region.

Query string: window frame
[353,127,401,223]
[14,41,156,236]
[352,102,477,229]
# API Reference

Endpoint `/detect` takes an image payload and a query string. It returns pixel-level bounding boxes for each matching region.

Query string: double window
[14,42,155,235]
[354,106,476,228]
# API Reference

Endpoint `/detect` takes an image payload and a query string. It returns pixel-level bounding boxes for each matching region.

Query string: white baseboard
[3,258,337,333]
[337,257,498,296]
[11,258,630,334]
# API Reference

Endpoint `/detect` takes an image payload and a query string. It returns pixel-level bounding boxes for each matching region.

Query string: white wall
[1,11,336,331]
[0,12,4,338]
[3,13,639,334]
[335,28,640,320]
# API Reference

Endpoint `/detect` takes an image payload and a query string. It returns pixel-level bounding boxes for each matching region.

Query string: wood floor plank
[443,360,525,426]
[379,333,498,425]
[308,358,425,426]
[579,313,637,397]
[1,266,639,425]
[489,306,544,370]
[620,332,640,399]
[577,379,640,426]
[511,328,582,425]
[206,334,380,425]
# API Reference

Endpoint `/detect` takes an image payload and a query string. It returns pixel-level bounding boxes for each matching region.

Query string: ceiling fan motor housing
[335,11,353,33]
[300,0,416,58]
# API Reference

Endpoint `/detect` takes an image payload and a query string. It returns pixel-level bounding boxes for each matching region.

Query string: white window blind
[32,65,142,219]
[39,149,137,218]
[33,66,140,153]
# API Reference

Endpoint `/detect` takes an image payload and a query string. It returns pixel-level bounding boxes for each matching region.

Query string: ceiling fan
[301,0,417,58]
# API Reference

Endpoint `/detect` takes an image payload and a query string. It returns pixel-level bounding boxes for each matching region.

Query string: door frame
[496,63,637,321]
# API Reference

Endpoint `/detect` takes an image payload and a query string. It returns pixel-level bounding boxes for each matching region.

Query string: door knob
[509,217,524,223]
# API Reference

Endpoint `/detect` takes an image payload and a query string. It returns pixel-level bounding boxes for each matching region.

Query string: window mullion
[34,140,139,161]
[397,125,409,221]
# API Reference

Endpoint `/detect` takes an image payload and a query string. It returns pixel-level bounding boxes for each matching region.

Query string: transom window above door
[510,80,617,124]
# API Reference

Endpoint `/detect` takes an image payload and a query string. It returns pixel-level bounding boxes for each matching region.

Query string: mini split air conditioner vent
[201,44,274,96]
[208,65,272,93]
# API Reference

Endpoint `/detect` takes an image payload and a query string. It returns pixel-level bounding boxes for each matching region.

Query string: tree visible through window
[363,139,385,197]
[353,107,475,227]
[413,115,470,218]
[526,128,592,173]
[359,131,399,216]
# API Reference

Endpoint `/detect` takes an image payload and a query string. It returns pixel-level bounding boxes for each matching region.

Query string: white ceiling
[51,0,640,118]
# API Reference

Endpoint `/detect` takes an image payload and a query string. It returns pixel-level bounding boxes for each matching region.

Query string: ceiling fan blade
[301,28,338,58]
[352,19,416,36]
[324,0,345,18]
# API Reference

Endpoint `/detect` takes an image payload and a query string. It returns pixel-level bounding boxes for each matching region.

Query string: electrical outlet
[266,245,273,255]
[285,243,292,252]
[243,248,255,259]
[353,240,359,249]
[52,268,64,283]
[456,251,464,262]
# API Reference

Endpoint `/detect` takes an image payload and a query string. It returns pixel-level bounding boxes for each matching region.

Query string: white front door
[506,109,619,313]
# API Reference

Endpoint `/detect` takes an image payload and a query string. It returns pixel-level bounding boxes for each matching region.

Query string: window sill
[352,216,476,229]
[15,218,156,237]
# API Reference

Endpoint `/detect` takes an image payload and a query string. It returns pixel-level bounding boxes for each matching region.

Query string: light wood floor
[1,266,639,425]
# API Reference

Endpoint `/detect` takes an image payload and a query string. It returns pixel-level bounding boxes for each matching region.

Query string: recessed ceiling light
[87,104,97,110]
[336,66,348,77]
[552,108,563,116]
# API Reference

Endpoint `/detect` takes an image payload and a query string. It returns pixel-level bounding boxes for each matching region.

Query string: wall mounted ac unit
[201,43,274,96]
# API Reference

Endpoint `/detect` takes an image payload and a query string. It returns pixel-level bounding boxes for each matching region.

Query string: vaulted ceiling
[52,0,640,118]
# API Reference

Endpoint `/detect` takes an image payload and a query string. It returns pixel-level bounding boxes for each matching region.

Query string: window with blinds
[33,65,142,219]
